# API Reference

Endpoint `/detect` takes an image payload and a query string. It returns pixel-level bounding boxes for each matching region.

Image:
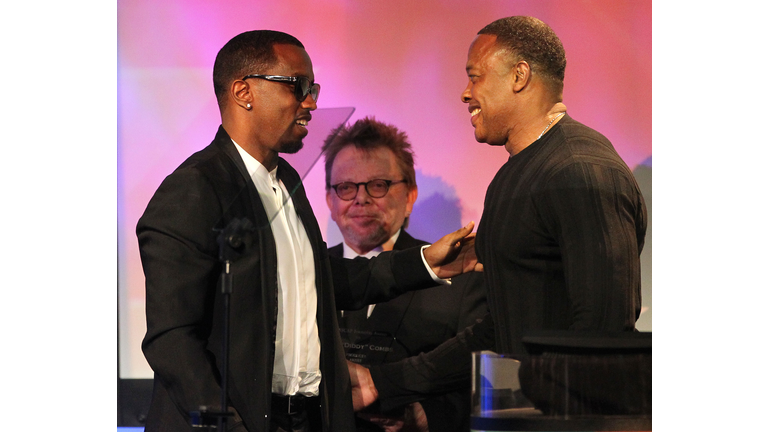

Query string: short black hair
[479,16,566,95]
[212,30,304,108]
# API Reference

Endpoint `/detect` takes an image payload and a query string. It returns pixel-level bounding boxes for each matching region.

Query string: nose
[353,183,373,204]
[302,93,317,110]
[461,81,472,103]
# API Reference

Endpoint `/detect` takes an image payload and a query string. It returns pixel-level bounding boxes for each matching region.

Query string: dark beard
[280,140,304,154]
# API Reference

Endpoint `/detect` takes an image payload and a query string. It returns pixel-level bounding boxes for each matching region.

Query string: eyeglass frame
[330,179,408,201]
[242,74,320,102]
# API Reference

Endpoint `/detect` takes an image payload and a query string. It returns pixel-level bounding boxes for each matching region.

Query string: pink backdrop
[118,0,652,378]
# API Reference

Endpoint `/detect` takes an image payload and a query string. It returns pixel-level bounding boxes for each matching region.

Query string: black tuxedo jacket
[137,126,438,432]
[332,230,487,432]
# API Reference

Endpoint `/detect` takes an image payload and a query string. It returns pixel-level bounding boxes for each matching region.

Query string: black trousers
[270,394,322,432]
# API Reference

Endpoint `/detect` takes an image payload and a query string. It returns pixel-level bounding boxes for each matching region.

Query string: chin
[474,131,488,144]
[345,229,388,250]
[476,132,504,147]
[280,140,304,154]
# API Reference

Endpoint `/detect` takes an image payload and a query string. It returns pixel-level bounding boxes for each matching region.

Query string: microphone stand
[191,218,254,430]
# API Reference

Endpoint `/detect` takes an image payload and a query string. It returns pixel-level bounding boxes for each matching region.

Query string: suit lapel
[211,126,281,330]
[392,229,428,250]
[212,126,273,231]
[276,158,319,237]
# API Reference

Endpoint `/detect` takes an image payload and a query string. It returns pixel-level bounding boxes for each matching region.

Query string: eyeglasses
[243,74,320,102]
[331,179,407,201]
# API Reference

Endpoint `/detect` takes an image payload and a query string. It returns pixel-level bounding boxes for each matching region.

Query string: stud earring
[246,103,252,109]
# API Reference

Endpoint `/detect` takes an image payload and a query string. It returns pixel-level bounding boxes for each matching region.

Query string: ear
[512,60,532,93]
[404,186,418,217]
[231,79,254,110]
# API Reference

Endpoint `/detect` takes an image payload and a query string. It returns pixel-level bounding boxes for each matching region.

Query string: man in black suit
[136,30,480,432]
[323,117,487,431]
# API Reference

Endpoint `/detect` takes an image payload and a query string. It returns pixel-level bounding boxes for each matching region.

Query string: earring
[246,103,252,109]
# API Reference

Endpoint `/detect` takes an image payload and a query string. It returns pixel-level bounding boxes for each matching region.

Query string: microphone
[217,217,255,262]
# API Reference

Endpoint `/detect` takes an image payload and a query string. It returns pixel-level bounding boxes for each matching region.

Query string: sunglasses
[242,74,320,102]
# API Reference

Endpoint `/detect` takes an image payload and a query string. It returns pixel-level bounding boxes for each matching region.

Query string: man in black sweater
[349,16,647,418]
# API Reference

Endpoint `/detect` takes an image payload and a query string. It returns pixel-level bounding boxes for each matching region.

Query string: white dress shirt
[233,141,321,397]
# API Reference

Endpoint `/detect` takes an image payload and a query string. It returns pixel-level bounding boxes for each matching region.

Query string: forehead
[466,34,504,71]
[271,43,314,78]
[331,146,400,178]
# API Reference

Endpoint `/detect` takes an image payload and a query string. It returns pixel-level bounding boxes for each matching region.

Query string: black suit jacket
[137,126,439,432]
[332,230,487,432]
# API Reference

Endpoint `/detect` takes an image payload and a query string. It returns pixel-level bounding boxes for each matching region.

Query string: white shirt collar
[341,229,402,259]
[232,140,276,186]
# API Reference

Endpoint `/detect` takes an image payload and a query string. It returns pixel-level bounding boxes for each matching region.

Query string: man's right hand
[423,221,483,279]
[347,360,379,411]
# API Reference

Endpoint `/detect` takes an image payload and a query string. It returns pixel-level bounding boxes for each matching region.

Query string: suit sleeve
[330,247,439,310]
[451,272,488,332]
[137,169,224,418]
[369,311,496,411]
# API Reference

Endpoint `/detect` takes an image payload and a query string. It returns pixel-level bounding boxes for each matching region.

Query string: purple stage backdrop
[118,0,652,380]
